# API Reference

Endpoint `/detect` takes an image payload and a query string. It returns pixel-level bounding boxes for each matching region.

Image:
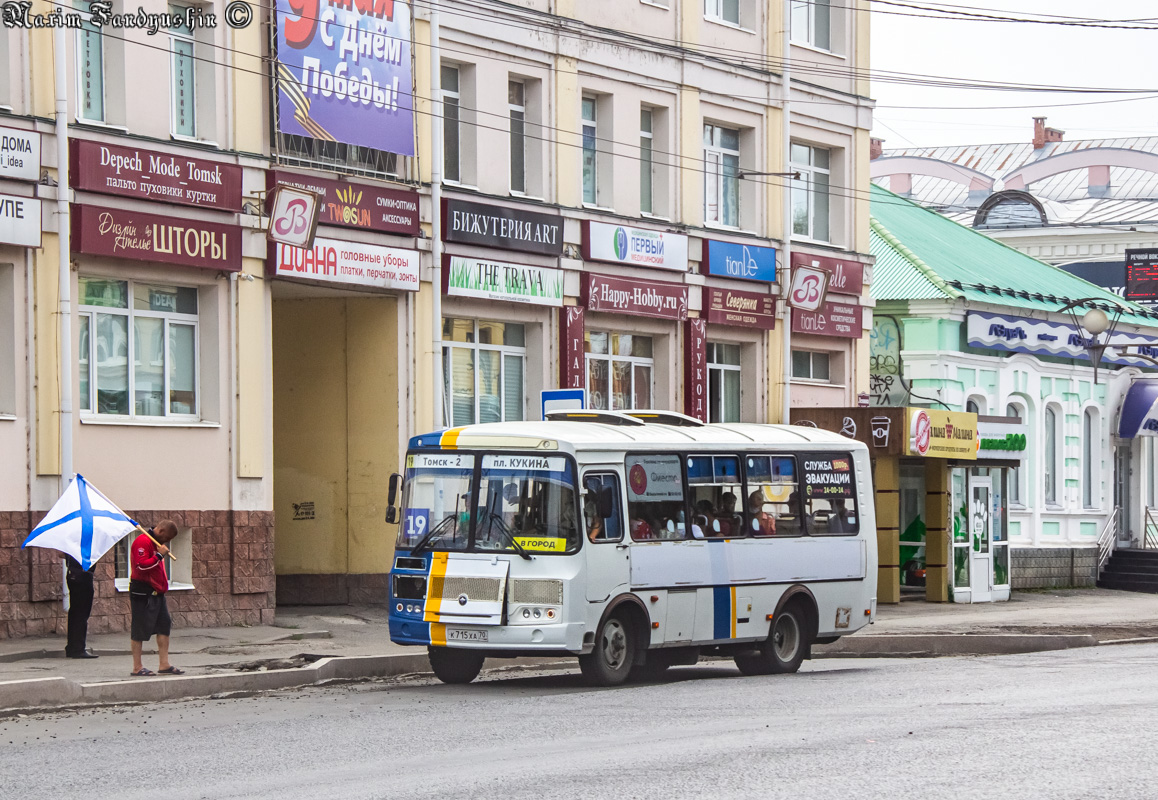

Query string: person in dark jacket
[62,554,98,659]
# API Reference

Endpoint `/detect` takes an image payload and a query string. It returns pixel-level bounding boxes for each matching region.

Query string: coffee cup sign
[787,265,830,312]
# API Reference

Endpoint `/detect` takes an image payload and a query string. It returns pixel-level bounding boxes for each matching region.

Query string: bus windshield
[397,452,580,555]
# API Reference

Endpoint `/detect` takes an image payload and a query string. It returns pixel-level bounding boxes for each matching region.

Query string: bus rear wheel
[734,604,808,676]
[428,647,485,684]
[579,615,634,686]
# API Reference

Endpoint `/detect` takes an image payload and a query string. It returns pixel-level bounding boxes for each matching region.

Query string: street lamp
[1057,299,1127,384]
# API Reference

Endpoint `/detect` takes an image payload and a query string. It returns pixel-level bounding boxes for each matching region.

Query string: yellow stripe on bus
[440,427,465,449]
[423,552,449,624]
[430,622,447,647]
[730,586,738,639]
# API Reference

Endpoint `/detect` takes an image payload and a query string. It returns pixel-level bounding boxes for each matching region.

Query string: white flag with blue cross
[22,475,138,570]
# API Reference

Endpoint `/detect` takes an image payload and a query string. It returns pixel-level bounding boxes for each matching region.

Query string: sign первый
[582,221,688,271]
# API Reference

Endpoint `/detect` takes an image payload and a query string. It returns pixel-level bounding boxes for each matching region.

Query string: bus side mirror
[385,473,402,524]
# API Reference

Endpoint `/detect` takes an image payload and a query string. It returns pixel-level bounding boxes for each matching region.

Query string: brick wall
[277,573,389,606]
[0,509,276,640]
[1011,546,1098,590]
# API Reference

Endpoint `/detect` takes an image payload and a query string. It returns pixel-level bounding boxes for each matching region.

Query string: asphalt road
[4,645,1158,800]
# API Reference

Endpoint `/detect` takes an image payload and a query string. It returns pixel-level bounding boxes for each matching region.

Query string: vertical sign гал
[559,306,585,390]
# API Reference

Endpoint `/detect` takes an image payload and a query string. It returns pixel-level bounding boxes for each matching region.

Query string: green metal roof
[869,184,1158,325]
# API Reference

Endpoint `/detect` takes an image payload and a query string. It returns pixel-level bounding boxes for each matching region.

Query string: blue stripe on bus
[712,586,731,640]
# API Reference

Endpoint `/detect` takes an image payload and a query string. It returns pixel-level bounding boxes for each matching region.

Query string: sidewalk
[2,588,1157,712]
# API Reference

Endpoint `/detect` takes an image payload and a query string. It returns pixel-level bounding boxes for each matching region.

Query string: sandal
[157,666,185,675]
[130,668,155,677]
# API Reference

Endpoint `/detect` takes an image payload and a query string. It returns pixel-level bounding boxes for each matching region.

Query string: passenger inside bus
[713,492,741,537]
[747,490,777,536]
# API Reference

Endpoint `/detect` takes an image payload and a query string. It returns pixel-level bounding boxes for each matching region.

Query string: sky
[868,0,1158,150]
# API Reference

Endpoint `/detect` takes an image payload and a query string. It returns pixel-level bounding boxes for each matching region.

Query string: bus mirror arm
[385,473,403,524]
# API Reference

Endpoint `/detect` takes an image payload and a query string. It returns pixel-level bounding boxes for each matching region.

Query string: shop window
[1006,402,1024,507]
[791,0,831,50]
[78,277,199,419]
[113,526,194,591]
[791,349,830,381]
[704,123,740,228]
[706,0,740,25]
[626,453,688,540]
[707,342,741,423]
[791,142,831,242]
[743,455,803,537]
[76,2,105,122]
[585,332,653,411]
[169,6,196,137]
[688,455,743,538]
[1043,405,1059,505]
[801,453,859,535]
[442,318,526,426]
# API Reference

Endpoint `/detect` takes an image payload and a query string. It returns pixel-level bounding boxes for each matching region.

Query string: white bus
[385,411,877,686]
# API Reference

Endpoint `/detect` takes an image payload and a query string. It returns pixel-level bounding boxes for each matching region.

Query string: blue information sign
[704,240,778,283]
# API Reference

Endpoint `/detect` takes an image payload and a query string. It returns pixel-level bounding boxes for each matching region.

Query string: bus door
[582,471,629,602]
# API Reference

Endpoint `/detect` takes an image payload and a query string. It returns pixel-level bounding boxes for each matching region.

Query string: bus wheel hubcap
[774,615,799,662]
[602,620,627,669]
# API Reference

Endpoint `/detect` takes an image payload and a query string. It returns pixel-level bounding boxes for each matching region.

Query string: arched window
[1083,409,1096,508]
[966,399,979,414]
[1044,406,1059,505]
[1007,403,1023,506]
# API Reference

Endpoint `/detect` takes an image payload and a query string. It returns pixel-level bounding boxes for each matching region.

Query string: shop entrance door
[968,475,993,603]
[1114,443,1133,546]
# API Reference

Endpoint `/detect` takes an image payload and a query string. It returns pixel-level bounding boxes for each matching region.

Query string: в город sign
[274,0,414,156]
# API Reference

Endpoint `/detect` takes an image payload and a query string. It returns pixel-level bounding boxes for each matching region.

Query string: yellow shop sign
[905,408,978,460]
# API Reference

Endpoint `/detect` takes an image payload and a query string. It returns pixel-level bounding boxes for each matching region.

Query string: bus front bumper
[389,617,585,652]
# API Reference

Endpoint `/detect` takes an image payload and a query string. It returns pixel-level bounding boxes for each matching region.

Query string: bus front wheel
[734,604,808,676]
[579,615,634,686]
[428,646,485,684]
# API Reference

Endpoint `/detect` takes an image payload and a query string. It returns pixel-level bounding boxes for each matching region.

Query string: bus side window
[745,455,803,537]
[688,455,743,539]
[800,453,860,536]
[626,454,688,541]
[583,473,623,543]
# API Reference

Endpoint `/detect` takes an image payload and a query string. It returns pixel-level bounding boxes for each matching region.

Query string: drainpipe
[54,25,72,489]
[779,0,793,424]
[430,7,444,429]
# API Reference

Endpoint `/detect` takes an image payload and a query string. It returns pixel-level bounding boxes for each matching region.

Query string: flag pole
[136,525,178,562]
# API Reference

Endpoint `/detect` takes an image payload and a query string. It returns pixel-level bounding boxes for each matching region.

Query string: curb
[813,633,1099,658]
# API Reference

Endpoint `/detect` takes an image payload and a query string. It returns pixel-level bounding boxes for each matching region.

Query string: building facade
[0,0,875,635]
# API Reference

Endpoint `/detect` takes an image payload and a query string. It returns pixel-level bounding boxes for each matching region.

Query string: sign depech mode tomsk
[72,204,241,271]
[70,139,242,211]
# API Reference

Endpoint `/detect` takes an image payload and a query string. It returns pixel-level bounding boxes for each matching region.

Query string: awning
[1118,380,1158,438]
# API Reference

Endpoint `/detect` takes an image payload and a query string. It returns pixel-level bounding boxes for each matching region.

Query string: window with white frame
[791,142,831,242]
[1044,405,1059,505]
[640,108,654,215]
[0,265,13,416]
[791,0,831,50]
[78,277,199,419]
[706,0,740,25]
[791,349,830,381]
[509,80,526,193]
[75,1,105,122]
[1006,403,1024,506]
[708,342,741,423]
[442,64,461,183]
[586,332,653,411]
[443,318,526,426]
[582,96,598,205]
[169,6,196,137]
[1083,408,1097,508]
[705,124,740,227]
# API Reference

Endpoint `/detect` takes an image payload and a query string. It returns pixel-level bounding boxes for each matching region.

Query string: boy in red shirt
[129,520,184,676]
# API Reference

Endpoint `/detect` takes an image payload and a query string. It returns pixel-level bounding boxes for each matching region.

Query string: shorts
[130,590,172,642]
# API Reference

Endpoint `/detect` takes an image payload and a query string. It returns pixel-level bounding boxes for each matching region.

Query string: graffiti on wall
[869,316,906,407]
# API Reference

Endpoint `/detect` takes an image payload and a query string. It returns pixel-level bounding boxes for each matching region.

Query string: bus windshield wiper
[484,513,533,561]
[410,513,458,557]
